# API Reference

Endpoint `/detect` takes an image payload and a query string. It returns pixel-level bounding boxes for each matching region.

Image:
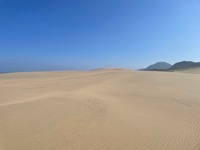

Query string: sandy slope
[0,70,200,150]
[175,67,200,74]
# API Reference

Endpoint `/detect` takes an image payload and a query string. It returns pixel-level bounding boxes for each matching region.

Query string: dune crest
[90,68,132,72]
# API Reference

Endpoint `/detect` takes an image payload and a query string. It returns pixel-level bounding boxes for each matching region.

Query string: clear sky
[1,0,200,72]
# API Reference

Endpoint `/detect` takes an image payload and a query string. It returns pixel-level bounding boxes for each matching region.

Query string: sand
[175,67,200,74]
[0,69,200,150]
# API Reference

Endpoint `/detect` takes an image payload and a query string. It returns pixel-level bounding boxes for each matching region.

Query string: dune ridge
[0,69,200,150]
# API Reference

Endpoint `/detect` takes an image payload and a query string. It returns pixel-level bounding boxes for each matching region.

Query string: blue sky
[1,0,200,71]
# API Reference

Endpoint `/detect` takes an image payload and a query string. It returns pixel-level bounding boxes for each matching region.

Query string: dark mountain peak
[144,62,172,71]
[155,61,169,64]
[170,61,200,70]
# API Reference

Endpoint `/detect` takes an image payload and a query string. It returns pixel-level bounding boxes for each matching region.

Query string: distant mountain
[169,61,200,70]
[140,61,200,72]
[143,62,172,71]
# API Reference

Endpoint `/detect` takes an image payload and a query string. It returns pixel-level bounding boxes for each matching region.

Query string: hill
[143,62,172,71]
[169,61,200,70]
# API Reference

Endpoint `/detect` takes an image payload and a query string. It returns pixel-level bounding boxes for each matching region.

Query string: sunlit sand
[0,69,200,150]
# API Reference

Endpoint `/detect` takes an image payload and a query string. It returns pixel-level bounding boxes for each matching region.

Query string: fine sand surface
[0,69,200,150]
[175,67,200,74]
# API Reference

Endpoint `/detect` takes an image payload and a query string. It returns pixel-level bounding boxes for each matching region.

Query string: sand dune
[90,68,132,71]
[175,67,200,74]
[0,70,200,150]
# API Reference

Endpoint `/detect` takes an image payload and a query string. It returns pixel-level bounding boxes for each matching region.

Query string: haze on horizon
[1,0,200,72]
